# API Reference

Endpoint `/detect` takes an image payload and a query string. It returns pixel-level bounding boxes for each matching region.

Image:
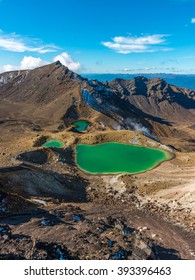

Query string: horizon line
[82,72,195,75]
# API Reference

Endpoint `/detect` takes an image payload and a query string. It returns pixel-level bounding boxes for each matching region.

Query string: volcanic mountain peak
[0,62,62,87]
[110,75,195,99]
[0,62,95,132]
[0,62,86,105]
[134,75,148,82]
[109,76,169,99]
[0,61,83,90]
[55,60,63,66]
[0,62,195,131]
[109,75,195,123]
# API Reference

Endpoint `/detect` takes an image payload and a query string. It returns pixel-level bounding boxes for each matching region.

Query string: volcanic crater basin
[75,142,174,174]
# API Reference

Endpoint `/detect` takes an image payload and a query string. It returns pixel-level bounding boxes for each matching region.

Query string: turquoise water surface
[42,139,64,148]
[72,120,90,131]
[76,142,173,174]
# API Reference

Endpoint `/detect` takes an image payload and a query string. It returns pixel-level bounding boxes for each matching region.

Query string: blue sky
[0,0,195,74]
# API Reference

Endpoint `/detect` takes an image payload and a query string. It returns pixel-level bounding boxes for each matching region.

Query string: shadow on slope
[0,165,88,202]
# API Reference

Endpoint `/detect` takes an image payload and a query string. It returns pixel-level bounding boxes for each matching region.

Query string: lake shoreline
[75,142,174,175]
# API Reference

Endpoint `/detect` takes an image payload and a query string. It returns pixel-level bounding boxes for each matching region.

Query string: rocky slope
[109,76,195,123]
[0,62,149,132]
[0,63,195,260]
[0,70,29,87]
[0,63,194,139]
[0,62,90,130]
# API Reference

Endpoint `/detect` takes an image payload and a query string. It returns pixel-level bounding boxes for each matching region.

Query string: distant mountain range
[84,73,195,91]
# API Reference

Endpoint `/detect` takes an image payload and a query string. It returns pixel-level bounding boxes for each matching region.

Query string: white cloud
[0,56,48,72]
[102,34,170,54]
[2,64,17,72]
[53,52,81,72]
[191,18,195,23]
[0,52,82,73]
[0,30,59,53]
[113,35,165,45]
[20,56,48,69]
[102,42,148,54]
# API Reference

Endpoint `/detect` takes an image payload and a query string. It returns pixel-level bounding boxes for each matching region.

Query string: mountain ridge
[0,63,195,260]
[85,73,195,91]
[0,62,195,136]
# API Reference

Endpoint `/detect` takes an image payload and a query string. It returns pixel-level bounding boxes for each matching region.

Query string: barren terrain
[0,63,194,259]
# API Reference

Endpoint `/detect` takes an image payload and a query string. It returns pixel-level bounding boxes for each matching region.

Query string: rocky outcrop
[0,211,159,260]
[0,70,29,87]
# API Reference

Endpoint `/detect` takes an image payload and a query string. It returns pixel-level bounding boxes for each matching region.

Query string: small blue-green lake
[72,120,90,132]
[42,139,64,148]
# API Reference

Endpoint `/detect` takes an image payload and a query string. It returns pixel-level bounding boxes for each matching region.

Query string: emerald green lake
[76,142,173,174]
[42,139,64,148]
[72,120,90,132]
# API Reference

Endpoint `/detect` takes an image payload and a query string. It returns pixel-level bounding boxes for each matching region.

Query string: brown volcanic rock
[0,63,195,141]
[0,70,29,87]
[0,65,195,261]
[109,76,195,123]
[0,63,151,133]
[0,61,80,103]
[0,62,96,130]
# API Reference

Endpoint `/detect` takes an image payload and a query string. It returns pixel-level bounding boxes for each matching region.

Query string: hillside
[0,63,195,260]
[109,76,195,123]
[0,62,195,139]
[85,73,195,91]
